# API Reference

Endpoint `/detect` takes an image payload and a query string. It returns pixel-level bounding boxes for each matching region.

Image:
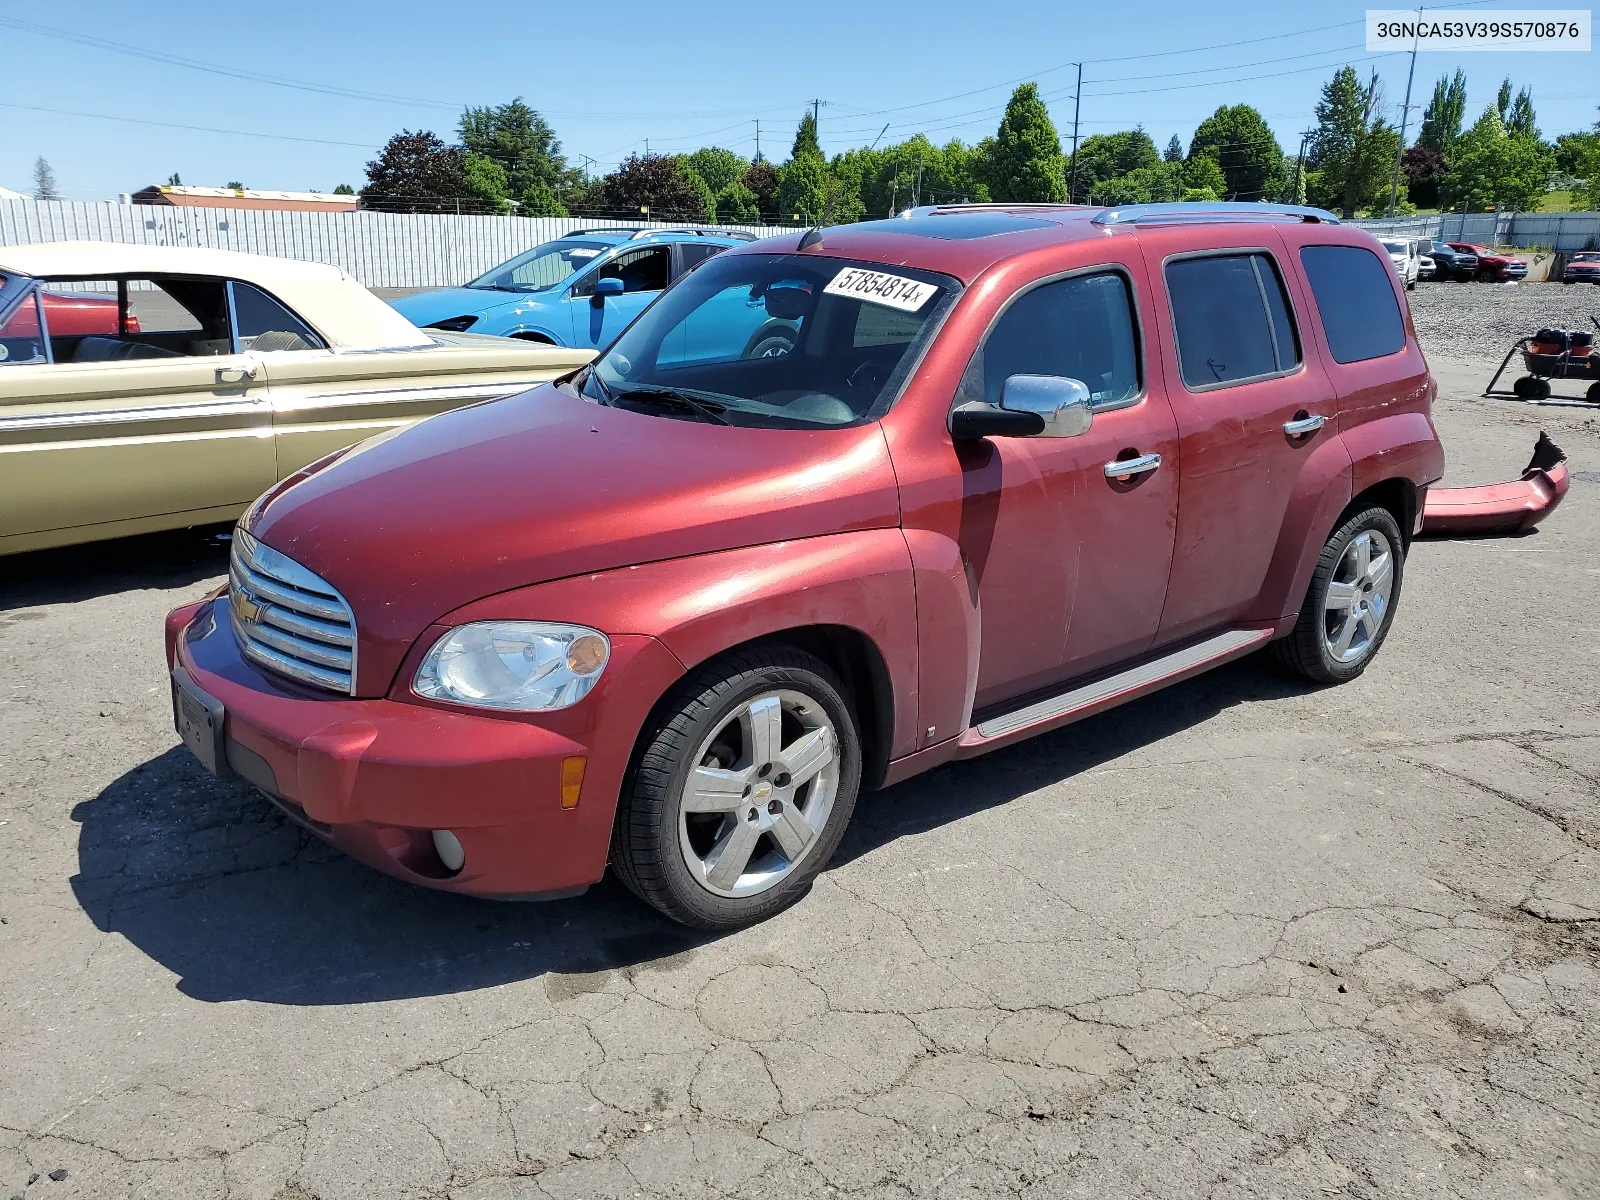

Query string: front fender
[436,530,922,761]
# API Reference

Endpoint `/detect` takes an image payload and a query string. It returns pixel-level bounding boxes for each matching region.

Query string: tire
[1407,279,1416,291]
[1270,506,1405,685]
[741,320,798,360]
[1513,375,1540,399]
[1531,378,1553,401]
[1587,381,1600,404]
[611,645,862,929]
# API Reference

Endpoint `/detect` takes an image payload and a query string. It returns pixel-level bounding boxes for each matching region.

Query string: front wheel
[1271,507,1405,685]
[611,646,861,929]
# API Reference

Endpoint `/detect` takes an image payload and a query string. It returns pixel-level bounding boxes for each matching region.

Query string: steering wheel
[846,358,889,396]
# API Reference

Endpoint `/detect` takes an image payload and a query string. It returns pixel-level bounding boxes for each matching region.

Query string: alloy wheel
[677,690,839,898]
[1322,529,1395,664]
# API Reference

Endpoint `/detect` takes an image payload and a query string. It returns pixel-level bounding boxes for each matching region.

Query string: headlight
[413,622,610,711]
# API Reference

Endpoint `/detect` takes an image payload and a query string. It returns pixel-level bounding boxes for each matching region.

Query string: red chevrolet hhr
[167,203,1444,929]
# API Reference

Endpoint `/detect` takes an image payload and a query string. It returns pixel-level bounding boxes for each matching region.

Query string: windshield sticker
[823,268,938,312]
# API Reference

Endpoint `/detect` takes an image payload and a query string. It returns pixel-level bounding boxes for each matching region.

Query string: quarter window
[1299,245,1405,364]
[1165,253,1300,389]
[231,281,324,351]
[959,271,1141,409]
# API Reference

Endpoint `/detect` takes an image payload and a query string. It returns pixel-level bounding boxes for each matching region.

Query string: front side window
[595,246,671,295]
[0,289,46,366]
[1165,253,1300,389]
[231,281,324,352]
[580,252,958,428]
[1299,245,1405,364]
[958,271,1141,409]
[467,238,610,292]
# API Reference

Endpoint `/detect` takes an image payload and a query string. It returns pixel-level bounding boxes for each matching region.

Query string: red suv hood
[248,385,901,695]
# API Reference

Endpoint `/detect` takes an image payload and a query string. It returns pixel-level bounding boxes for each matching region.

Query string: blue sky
[2,0,1594,199]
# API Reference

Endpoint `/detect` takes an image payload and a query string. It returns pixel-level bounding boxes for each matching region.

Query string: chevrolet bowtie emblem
[232,589,264,625]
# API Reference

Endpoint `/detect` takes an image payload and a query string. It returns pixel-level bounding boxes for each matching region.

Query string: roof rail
[1092,202,1340,227]
[627,226,760,241]
[571,226,642,236]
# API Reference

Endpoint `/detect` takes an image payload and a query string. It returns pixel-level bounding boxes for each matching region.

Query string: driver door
[566,245,672,350]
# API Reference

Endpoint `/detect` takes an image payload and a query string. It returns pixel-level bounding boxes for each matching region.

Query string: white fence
[1353,210,1600,251]
[0,200,793,289]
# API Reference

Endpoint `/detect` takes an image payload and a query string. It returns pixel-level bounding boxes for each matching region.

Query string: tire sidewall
[635,657,861,928]
[1306,507,1406,683]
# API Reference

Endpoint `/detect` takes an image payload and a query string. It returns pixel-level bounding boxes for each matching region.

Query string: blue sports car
[390,227,756,350]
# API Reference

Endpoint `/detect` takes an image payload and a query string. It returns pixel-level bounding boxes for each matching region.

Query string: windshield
[1381,240,1407,254]
[578,252,959,428]
[467,239,613,292]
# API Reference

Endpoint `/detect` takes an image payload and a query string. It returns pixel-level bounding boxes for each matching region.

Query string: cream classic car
[0,242,592,555]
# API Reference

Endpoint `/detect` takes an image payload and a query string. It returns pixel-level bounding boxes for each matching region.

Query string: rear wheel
[611,646,861,929]
[1271,507,1404,685]
[1588,381,1600,404]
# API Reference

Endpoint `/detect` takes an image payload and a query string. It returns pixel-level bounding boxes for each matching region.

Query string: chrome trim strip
[976,628,1271,739]
[230,562,348,623]
[236,636,351,692]
[247,622,352,671]
[229,531,357,695]
[254,604,353,647]
[0,398,261,432]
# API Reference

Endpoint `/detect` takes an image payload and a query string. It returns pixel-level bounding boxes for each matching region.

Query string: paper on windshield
[823,267,938,313]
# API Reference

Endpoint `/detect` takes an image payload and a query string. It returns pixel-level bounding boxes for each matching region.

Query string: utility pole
[1388,6,1422,217]
[914,162,923,208]
[1291,130,1313,202]
[1066,63,1084,203]
[754,119,761,162]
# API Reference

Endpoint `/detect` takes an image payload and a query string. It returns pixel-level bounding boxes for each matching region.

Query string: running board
[966,627,1274,746]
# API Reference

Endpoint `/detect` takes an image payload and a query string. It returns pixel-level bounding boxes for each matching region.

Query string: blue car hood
[389,287,518,324]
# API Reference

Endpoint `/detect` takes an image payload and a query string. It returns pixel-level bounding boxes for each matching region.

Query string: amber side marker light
[560,756,587,809]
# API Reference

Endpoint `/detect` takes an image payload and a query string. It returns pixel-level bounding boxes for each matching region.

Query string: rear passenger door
[1141,234,1336,643]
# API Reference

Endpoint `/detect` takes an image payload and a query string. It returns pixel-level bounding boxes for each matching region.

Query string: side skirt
[878,626,1275,786]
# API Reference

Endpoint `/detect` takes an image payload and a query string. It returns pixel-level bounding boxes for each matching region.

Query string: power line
[0,101,381,149]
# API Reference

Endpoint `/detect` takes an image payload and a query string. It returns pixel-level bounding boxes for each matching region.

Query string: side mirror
[949,376,1094,441]
[592,276,624,307]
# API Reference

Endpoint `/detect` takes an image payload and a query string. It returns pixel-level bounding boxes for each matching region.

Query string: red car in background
[1562,251,1600,284]
[1447,242,1527,282]
[41,289,139,334]
[167,202,1444,929]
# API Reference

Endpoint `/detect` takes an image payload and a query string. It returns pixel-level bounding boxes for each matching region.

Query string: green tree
[983,83,1066,203]
[1495,78,1514,125]
[714,182,762,225]
[1188,105,1283,200]
[777,151,828,222]
[676,163,717,222]
[1071,128,1160,201]
[225,180,245,191]
[457,99,571,199]
[792,110,821,160]
[1307,67,1399,217]
[742,162,779,216]
[1417,70,1468,154]
[332,183,355,195]
[1182,153,1227,195]
[1506,87,1538,138]
[1553,128,1600,176]
[1581,140,1600,210]
[681,147,748,195]
[517,179,568,218]
[1089,176,1150,206]
[1443,106,1554,211]
[1182,186,1221,202]
[462,151,510,211]
[1164,134,1185,163]
[361,130,471,212]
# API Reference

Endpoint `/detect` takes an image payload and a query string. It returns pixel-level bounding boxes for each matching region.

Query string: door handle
[1104,453,1161,478]
[1283,413,1326,436]
[217,355,261,385]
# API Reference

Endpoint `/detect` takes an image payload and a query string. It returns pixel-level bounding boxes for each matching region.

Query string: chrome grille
[229,529,356,694]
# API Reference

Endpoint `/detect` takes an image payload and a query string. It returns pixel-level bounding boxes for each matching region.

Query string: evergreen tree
[1072,129,1160,200]
[1307,67,1398,217]
[983,83,1066,203]
[1495,78,1514,125]
[332,183,354,195]
[714,182,762,225]
[792,110,821,160]
[457,99,572,198]
[31,157,59,200]
[1188,105,1284,200]
[1417,70,1468,154]
[1164,134,1185,163]
[777,152,828,222]
[1443,106,1553,212]
[1506,88,1538,139]
[1182,154,1227,195]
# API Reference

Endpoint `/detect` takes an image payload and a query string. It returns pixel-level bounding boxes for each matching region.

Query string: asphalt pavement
[1,341,1597,1198]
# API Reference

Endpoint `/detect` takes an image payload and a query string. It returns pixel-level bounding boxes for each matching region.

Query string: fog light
[431,829,465,872]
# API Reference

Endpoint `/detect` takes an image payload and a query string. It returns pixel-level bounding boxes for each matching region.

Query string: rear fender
[1343,409,1444,496]
[435,530,922,761]
[1248,433,1353,624]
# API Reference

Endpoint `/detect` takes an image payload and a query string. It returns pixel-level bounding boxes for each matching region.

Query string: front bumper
[165,598,685,897]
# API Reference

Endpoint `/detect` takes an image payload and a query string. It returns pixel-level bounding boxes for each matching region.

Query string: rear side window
[676,243,725,274]
[1299,245,1405,364]
[1165,253,1300,389]
[960,271,1140,409]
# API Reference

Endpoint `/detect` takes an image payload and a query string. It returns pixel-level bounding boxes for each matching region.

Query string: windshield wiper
[611,387,734,426]
[586,365,614,406]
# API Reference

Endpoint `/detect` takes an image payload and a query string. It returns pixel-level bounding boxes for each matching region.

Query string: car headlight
[413,622,610,711]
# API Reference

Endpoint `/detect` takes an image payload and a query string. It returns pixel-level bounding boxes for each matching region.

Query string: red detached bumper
[1420,434,1570,537]
[165,598,684,897]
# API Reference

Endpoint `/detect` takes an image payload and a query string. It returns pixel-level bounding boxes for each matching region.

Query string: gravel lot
[1409,277,1600,370]
[1,290,1597,1200]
